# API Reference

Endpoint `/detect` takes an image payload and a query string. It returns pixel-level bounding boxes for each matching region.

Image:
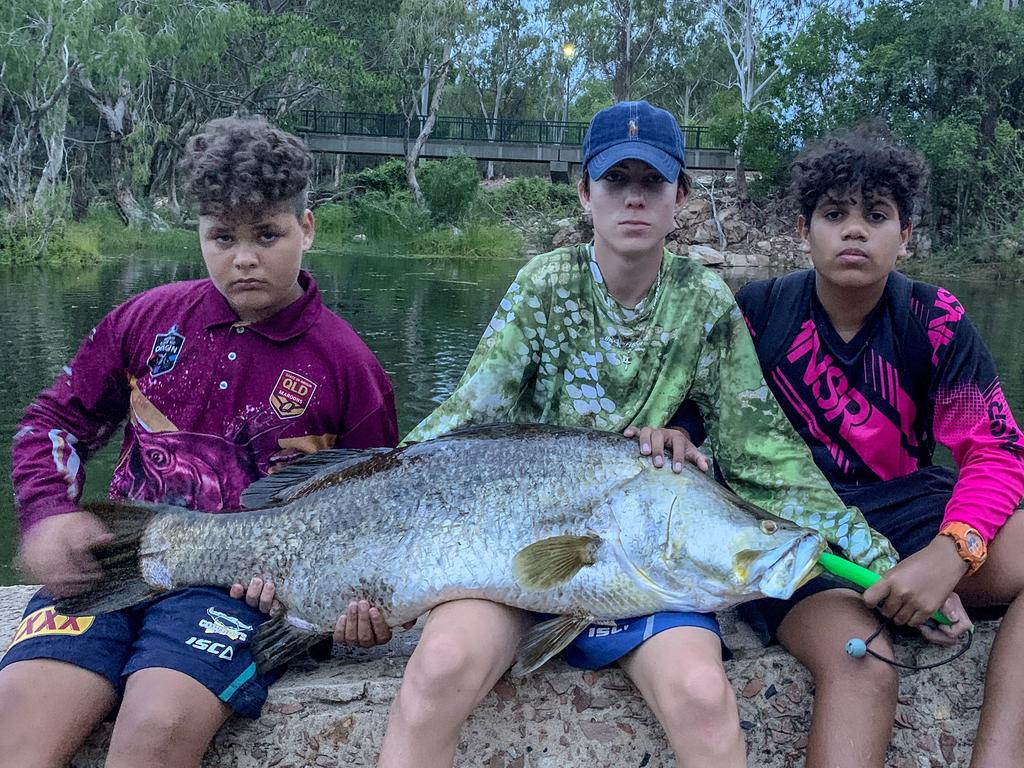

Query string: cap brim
[587,142,683,182]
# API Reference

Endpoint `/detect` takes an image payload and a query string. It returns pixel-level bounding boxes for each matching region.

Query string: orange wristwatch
[939,522,987,574]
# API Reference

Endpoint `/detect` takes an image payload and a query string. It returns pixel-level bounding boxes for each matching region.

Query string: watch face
[966,531,984,556]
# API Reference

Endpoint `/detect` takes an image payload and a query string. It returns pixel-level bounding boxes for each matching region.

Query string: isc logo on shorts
[185,636,235,660]
[6,606,95,650]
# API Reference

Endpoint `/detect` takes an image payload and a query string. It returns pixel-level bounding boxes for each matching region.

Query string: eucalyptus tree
[460,0,542,177]
[0,0,89,218]
[706,0,846,197]
[546,0,695,103]
[853,0,1024,247]
[389,0,468,205]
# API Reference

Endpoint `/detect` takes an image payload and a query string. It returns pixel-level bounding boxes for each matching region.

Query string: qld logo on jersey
[7,606,95,650]
[270,369,317,419]
[147,325,185,377]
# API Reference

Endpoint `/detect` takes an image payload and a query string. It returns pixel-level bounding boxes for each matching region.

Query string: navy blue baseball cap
[582,101,686,182]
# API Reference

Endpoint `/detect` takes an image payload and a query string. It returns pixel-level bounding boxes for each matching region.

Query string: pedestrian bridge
[280,110,736,179]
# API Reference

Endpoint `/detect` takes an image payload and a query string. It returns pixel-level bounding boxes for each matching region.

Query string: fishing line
[845,620,974,671]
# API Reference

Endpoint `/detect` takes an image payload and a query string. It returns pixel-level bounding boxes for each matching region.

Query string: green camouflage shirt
[407,245,897,573]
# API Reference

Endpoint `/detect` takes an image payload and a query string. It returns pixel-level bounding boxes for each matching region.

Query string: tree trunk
[405,45,454,207]
[734,149,749,200]
[33,89,70,207]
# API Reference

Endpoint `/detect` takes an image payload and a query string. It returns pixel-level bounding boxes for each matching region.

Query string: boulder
[0,586,994,767]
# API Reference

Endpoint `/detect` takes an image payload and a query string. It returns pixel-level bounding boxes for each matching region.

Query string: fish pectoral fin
[512,534,602,590]
[511,614,594,677]
[251,614,328,674]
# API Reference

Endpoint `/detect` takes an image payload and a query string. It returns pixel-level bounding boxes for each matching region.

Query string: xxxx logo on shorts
[7,606,95,650]
[270,369,317,420]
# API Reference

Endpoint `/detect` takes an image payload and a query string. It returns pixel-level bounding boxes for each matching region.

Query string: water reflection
[1,250,1021,584]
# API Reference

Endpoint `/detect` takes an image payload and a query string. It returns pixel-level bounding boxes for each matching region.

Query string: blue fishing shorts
[557,611,730,670]
[739,466,953,644]
[0,586,282,719]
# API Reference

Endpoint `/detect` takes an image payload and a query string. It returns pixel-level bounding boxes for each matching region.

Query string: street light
[561,42,576,140]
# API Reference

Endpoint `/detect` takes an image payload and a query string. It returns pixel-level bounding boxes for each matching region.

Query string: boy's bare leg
[776,589,898,768]
[0,659,117,768]
[105,668,232,768]
[378,599,530,768]
[619,626,745,768]
[955,512,1024,768]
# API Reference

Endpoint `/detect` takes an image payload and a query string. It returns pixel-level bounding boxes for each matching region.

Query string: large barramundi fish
[58,424,825,675]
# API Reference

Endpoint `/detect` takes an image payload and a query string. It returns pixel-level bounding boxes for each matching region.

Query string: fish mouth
[739,532,827,599]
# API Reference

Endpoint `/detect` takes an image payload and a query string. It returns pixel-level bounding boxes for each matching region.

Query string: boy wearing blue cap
[377,102,895,768]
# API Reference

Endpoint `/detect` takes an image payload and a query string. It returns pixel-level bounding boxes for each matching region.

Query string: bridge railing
[279,110,723,151]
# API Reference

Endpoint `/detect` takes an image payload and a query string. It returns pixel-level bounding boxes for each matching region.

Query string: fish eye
[760,520,779,535]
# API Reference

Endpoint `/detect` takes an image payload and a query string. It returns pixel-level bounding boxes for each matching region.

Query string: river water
[1,247,1022,584]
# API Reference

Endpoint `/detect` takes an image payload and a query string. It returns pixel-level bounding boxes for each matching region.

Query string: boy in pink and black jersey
[0,116,398,767]
[719,129,1024,767]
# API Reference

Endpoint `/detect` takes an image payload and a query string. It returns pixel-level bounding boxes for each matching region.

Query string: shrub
[478,176,579,221]
[351,190,430,241]
[312,203,354,238]
[413,222,524,258]
[418,155,481,225]
[344,158,408,197]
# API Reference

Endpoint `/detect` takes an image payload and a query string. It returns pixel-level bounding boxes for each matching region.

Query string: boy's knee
[107,700,196,760]
[655,663,738,730]
[400,632,505,708]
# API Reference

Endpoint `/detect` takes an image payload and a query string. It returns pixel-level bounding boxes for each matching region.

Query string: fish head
[614,467,826,609]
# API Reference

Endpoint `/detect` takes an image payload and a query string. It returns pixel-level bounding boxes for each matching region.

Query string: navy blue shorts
[0,586,282,719]
[553,611,730,670]
[739,466,954,644]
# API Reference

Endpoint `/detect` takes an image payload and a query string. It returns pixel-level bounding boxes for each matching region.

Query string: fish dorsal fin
[241,447,392,508]
[512,534,602,590]
[512,614,594,676]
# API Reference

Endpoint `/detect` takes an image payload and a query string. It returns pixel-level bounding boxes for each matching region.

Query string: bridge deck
[280,110,736,172]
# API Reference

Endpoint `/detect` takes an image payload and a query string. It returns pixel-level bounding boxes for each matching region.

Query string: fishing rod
[816,552,975,671]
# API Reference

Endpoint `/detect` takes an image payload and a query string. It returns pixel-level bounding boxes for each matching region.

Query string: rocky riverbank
[548,172,930,272]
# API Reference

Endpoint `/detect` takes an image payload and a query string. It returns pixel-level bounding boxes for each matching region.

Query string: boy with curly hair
[726,128,1024,767]
[0,115,398,767]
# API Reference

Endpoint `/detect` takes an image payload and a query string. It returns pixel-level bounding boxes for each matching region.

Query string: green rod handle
[818,552,953,626]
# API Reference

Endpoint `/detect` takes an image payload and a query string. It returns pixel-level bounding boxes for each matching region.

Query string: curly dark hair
[180,115,313,216]
[791,126,927,228]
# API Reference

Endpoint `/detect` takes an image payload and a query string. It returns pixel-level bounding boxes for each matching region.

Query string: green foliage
[351,190,431,241]
[413,221,524,258]
[0,211,97,265]
[312,203,355,239]
[477,177,579,220]
[345,160,409,197]
[417,155,481,224]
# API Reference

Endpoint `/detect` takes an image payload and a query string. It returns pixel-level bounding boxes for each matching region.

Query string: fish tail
[56,499,175,615]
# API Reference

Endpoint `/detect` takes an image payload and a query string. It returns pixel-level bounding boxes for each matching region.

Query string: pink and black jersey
[735,269,1024,544]
[12,271,398,535]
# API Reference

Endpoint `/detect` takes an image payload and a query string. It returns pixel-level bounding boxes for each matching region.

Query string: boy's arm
[13,314,131,535]
[930,295,1024,542]
[693,305,898,573]
[405,271,544,443]
[12,312,132,590]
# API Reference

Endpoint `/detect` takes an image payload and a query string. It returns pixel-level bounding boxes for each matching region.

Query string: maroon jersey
[13,271,398,534]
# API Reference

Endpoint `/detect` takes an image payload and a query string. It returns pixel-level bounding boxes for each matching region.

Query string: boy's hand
[17,512,113,597]
[230,577,281,615]
[333,600,414,647]
[624,426,709,473]
[917,593,973,646]
[863,535,969,628]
